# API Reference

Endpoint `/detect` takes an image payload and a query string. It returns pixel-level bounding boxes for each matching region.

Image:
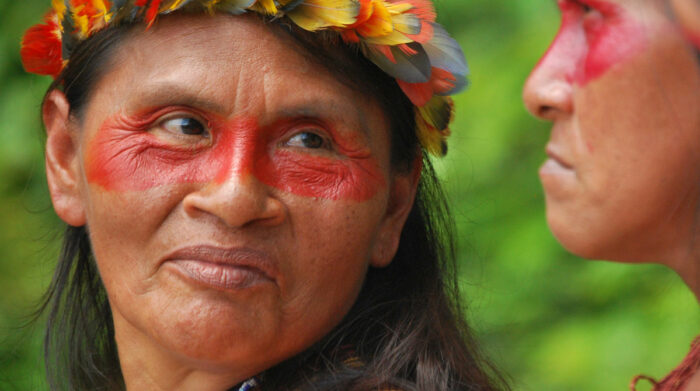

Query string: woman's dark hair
[38,13,509,391]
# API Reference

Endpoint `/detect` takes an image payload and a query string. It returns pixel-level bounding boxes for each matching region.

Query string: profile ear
[43,90,87,227]
[370,157,422,268]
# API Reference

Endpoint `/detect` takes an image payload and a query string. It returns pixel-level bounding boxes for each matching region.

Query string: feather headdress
[21,0,469,156]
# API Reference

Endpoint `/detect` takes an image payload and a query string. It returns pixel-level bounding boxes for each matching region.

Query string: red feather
[20,11,63,78]
[398,79,432,106]
[145,0,163,28]
[341,29,361,43]
[398,67,457,106]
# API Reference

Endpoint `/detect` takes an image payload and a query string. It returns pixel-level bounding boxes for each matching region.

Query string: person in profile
[523,0,700,389]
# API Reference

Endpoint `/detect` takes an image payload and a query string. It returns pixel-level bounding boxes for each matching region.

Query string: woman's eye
[562,0,595,14]
[285,131,331,150]
[161,117,208,137]
[574,0,594,13]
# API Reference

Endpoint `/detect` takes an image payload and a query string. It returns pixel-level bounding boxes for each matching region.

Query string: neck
[668,228,700,302]
[647,186,700,303]
[112,311,248,391]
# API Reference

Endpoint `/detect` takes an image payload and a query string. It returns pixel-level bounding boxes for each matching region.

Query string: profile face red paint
[86,108,386,202]
[536,0,648,85]
[684,31,700,50]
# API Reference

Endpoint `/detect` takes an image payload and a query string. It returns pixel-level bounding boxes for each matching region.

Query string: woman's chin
[545,205,613,260]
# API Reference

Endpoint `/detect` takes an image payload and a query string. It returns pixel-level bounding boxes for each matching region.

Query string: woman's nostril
[538,105,557,120]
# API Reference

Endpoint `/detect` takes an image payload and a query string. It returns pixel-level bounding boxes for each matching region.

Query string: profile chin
[539,158,577,200]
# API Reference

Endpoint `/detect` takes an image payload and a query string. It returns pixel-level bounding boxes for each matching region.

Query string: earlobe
[44,90,87,227]
[370,157,422,268]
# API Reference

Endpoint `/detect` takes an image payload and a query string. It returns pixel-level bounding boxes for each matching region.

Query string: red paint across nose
[533,0,646,86]
[211,117,259,184]
[86,112,385,201]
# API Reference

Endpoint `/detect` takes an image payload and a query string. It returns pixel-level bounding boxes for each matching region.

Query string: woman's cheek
[85,126,222,191]
[259,151,385,201]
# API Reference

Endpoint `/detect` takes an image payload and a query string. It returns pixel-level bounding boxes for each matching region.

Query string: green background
[0,0,698,390]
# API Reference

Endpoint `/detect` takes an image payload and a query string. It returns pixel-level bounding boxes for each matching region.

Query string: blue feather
[365,42,432,84]
[423,23,469,94]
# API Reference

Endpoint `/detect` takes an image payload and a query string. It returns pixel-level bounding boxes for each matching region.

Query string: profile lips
[545,145,574,169]
[163,245,277,283]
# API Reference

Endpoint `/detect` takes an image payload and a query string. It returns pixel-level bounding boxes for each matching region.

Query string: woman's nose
[183,172,285,229]
[522,38,575,121]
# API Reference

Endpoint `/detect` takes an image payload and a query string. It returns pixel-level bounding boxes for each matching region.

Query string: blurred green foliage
[0,0,697,390]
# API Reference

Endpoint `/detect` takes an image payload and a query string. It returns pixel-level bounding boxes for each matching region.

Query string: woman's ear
[370,156,422,268]
[44,90,86,227]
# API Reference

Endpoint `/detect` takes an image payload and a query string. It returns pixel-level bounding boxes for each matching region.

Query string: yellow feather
[359,1,415,44]
[205,0,221,12]
[92,0,109,14]
[52,0,66,22]
[356,0,392,37]
[287,0,360,30]
[92,0,112,22]
[416,115,446,157]
[363,29,412,45]
[418,96,453,132]
[390,12,420,34]
[165,0,192,12]
[386,2,412,14]
[73,11,90,37]
[251,0,278,14]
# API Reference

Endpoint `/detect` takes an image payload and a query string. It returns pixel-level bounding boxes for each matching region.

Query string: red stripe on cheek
[86,113,223,191]
[684,30,700,50]
[257,150,385,201]
[532,2,587,83]
[580,2,647,84]
[535,1,647,86]
[86,113,385,201]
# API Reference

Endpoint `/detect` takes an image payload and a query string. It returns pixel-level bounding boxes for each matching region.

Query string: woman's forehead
[96,14,376,121]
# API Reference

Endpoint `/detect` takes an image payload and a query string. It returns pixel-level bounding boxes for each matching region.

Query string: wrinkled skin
[43,14,419,391]
[523,0,700,284]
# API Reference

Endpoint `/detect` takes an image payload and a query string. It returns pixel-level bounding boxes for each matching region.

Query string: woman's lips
[539,145,577,197]
[163,246,276,290]
[541,145,574,174]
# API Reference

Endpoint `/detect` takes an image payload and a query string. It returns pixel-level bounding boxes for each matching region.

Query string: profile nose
[183,172,285,229]
[522,34,576,121]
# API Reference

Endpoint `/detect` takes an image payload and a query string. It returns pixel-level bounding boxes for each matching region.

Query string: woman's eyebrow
[130,83,228,114]
[276,100,369,134]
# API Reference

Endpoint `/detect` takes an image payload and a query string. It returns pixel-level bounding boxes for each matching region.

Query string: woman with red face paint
[523,0,700,390]
[21,1,508,390]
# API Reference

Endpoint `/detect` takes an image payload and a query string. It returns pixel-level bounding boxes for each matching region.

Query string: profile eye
[563,0,594,13]
[286,131,330,150]
[161,117,208,137]
[574,0,594,13]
